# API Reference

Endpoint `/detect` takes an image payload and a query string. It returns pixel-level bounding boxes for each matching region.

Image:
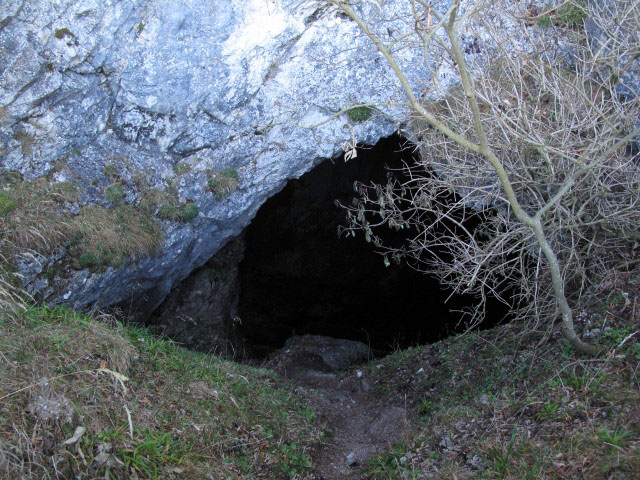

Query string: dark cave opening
[237,134,511,357]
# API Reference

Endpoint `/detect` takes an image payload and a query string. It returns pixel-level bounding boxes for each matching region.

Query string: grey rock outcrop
[147,235,245,355]
[2,0,435,317]
[282,334,370,371]
[266,334,369,385]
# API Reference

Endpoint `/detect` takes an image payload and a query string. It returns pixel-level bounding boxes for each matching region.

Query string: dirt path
[264,338,410,480]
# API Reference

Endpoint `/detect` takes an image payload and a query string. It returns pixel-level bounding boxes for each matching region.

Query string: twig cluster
[329,0,639,353]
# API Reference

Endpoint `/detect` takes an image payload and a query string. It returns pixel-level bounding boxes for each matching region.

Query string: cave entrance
[237,134,509,357]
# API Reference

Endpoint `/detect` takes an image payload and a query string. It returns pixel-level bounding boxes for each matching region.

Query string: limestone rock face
[2,0,437,317]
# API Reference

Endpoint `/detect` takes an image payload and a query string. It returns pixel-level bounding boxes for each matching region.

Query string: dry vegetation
[356,291,639,479]
[334,0,640,354]
[208,168,240,199]
[0,306,323,479]
[67,205,163,269]
[0,172,164,272]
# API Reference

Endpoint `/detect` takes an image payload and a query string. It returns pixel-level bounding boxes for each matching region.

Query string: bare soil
[265,347,413,479]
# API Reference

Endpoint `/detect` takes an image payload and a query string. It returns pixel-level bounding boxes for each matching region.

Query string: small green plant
[180,202,198,222]
[537,16,553,28]
[346,105,373,123]
[103,163,118,178]
[156,202,198,222]
[564,370,602,391]
[555,0,586,26]
[535,400,560,421]
[560,339,576,359]
[0,190,17,217]
[418,397,434,415]
[602,326,640,359]
[172,162,191,175]
[208,168,239,199]
[537,1,586,28]
[598,428,633,450]
[365,443,418,479]
[609,292,626,306]
[485,429,518,479]
[117,431,183,480]
[105,182,125,204]
[156,204,180,221]
[278,442,312,479]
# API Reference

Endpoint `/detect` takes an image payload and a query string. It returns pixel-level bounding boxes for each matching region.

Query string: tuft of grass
[0,175,162,272]
[68,204,163,269]
[172,162,191,175]
[12,131,35,155]
[555,0,586,26]
[103,162,118,178]
[365,443,419,480]
[208,168,239,199]
[537,1,586,28]
[0,176,76,253]
[140,188,198,223]
[534,399,560,421]
[598,427,633,450]
[156,202,198,223]
[180,202,199,222]
[346,105,373,123]
[537,16,553,28]
[105,182,125,204]
[0,190,17,217]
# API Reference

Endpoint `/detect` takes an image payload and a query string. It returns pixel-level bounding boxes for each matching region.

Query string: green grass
[0,305,323,479]
[105,181,125,203]
[172,162,192,175]
[361,315,640,480]
[157,202,198,222]
[0,190,17,217]
[535,399,560,421]
[537,1,586,28]
[208,168,239,199]
[140,188,198,223]
[0,173,163,271]
[365,443,422,480]
[598,427,633,450]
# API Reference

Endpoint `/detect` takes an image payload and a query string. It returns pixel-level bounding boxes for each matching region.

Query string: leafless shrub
[328,0,640,354]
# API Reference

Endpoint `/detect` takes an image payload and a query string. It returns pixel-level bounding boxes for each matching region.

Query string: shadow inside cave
[236,134,511,358]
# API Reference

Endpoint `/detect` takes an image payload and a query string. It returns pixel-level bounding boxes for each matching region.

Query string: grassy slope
[1,304,638,480]
[359,308,640,479]
[0,306,322,479]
